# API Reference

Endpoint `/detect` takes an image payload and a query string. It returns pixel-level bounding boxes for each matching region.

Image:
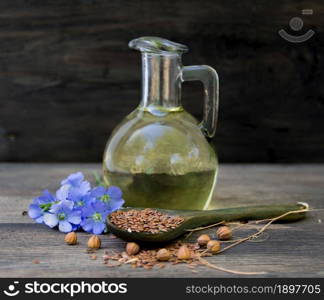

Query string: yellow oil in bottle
[103,109,218,210]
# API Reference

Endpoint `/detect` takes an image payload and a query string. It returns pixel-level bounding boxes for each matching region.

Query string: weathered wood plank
[0,164,323,277]
[0,220,323,278]
[0,1,324,162]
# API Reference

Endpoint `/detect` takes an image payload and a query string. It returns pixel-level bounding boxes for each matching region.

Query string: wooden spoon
[106,202,308,243]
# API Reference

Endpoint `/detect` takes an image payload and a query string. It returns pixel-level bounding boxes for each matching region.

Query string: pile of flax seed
[103,242,211,270]
[109,208,185,233]
[106,209,212,271]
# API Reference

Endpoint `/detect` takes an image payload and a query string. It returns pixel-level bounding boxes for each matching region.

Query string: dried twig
[183,231,194,240]
[196,256,266,275]
[230,223,249,232]
[218,207,309,254]
[186,221,225,232]
[198,207,309,256]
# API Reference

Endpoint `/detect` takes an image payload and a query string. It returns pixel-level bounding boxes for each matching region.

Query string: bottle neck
[140,53,182,110]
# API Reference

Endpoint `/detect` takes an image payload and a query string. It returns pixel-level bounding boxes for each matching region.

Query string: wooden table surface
[0,163,323,278]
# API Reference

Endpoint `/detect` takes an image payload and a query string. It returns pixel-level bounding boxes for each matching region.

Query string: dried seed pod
[156,248,171,261]
[197,234,211,246]
[64,232,77,245]
[177,245,191,260]
[216,226,232,240]
[126,242,140,255]
[87,235,101,249]
[207,240,221,254]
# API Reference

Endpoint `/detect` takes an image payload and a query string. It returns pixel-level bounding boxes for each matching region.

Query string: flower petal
[61,172,84,187]
[43,213,59,228]
[81,193,92,205]
[107,198,125,212]
[49,201,62,213]
[61,200,74,211]
[90,186,106,198]
[93,200,106,212]
[79,181,91,194]
[107,186,122,199]
[38,190,55,203]
[28,204,42,219]
[101,210,109,220]
[81,219,95,232]
[68,188,81,202]
[69,181,90,198]
[67,211,81,224]
[58,220,72,233]
[93,222,105,235]
[56,185,70,201]
[35,216,44,224]
[81,205,96,218]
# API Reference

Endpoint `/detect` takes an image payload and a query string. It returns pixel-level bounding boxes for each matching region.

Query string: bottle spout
[129,37,188,55]
[129,37,185,111]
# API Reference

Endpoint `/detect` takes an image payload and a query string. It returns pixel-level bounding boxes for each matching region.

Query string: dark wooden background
[0,0,323,162]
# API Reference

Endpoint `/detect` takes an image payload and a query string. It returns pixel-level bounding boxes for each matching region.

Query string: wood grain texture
[0,163,323,277]
[0,1,324,162]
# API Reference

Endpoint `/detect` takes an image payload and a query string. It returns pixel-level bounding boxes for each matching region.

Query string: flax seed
[110,208,184,233]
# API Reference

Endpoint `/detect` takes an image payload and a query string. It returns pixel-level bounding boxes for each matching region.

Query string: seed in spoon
[110,209,185,233]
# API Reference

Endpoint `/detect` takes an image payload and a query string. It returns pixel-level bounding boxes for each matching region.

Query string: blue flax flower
[90,186,124,211]
[28,171,124,234]
[80,186,124,234]
[81,186,124,234]
[61,171,86,187]
[28,190,56,224]
[81,200,110,234]
[60,172,91,208]
[43,200,81,233]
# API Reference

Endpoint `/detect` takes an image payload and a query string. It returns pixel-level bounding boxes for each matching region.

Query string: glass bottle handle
[181,65,219,138]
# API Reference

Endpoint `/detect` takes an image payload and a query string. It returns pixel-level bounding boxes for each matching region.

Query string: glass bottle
[103,37,219,210]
